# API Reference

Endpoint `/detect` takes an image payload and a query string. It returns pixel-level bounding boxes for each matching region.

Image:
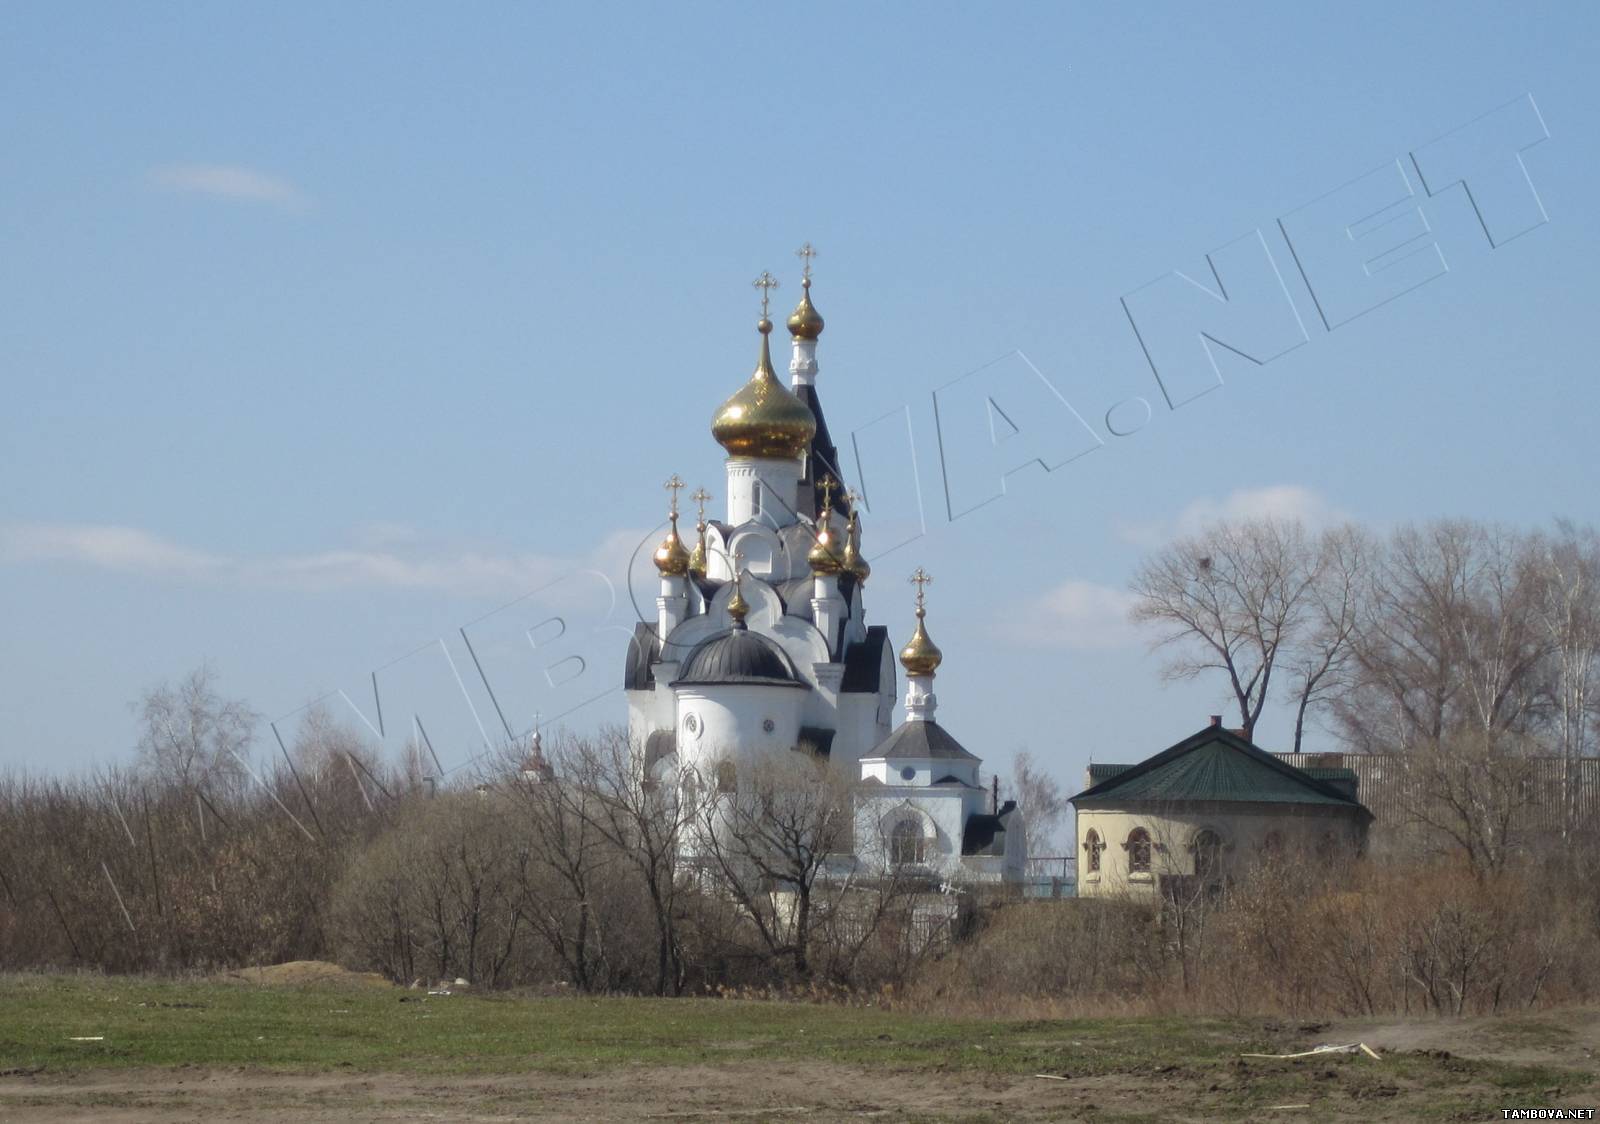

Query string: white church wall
[725,458,805,534]
[854,791,969,881]
[674,685,805,778]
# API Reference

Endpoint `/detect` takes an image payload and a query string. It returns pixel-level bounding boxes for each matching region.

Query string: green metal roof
[1072,727,1369,812]
[1087,762,1133,785]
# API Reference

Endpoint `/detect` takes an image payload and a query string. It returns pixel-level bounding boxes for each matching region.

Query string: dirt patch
[0,1056,1586,1124]
[213,961,393,990]
[1334,1007,1600,1069]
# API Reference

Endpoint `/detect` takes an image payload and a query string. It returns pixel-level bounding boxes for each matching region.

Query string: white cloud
[0,522,647,599]
[147,163,307,208]
[0,523,224,576]
[1117,485,1344,546]
[1003,579,1143,651]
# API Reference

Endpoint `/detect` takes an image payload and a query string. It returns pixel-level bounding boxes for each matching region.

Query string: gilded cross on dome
[690,486,711,521]
[752,271,780,319]
[795,242,818,283]
[663,474,685,517]
[909,566,933,612]
[817,475,837,516]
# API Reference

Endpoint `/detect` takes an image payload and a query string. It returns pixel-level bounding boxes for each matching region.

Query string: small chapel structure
[1070,720,1372,900]
[623,249,1026,886]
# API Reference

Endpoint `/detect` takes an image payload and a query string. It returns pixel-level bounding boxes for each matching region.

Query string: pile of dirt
[214,960,393,990]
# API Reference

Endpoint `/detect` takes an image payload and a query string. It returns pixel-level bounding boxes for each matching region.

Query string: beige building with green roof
[1070,720,1373,901]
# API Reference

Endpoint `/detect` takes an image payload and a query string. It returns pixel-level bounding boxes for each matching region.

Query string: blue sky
[3,2,1597,798]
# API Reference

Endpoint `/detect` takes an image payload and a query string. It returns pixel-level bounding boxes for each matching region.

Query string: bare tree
[1528,522,1600,837]
[694,750,851,979]
[1006,750,1067,855]
[1131,518,1320,743]
[134,666,257,794]
[1282,525,1371,752]
[494,735,627,991]
[1394,730,1543,876]
[1336,521,1546,754]
[565,727,707,996]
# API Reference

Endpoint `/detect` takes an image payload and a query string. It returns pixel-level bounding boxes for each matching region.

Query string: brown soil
[0,1065,1216,1123]
[4,1010,1599,1122]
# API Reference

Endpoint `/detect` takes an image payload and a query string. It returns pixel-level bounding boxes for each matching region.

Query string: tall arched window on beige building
[1083,829,1103,874]
[1125,828,1152,874]
[1192,829,1223,882]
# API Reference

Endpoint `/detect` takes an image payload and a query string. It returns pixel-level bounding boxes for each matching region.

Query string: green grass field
[0,974,1594,1122]
[0,973,1264,1075]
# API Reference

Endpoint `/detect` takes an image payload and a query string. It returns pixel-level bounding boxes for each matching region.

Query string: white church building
[623,252,1025,886]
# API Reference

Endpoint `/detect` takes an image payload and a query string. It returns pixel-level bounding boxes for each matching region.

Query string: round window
[762,718,776,733]
[683,713,700,739]
[901,766,917,781]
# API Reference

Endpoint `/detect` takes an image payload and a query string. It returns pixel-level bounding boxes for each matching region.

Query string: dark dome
[670,626,808,689]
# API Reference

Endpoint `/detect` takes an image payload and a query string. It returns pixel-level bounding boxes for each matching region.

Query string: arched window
[890,818,926,865]
[1083,829,1103,874]
[1192,829,1223,881]
[1260,830,1284,856]
[1125,828,1152,874]
[751,481,762,517]
[715,760,737,794]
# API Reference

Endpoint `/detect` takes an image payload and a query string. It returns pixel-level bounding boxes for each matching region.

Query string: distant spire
[652,474,691,576]
[788,243,824,342]
[841,490,871,584]
[807,476,846,576]
[689,487,712,578]
[727,548,750,628]
[899,567,942,675]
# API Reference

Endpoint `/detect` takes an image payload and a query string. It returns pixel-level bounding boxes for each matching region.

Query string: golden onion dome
[841,510,870,583]
[712,319,817,459]
[787,277,825,341]
[688,518,709,579]
[807,516,846,576]
[653,513,692,577]
[899,612,943,676]
[726,574,750,626]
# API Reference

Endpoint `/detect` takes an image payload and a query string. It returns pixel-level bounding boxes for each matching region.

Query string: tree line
[0,672,962,994]
[1131,517,1598,807]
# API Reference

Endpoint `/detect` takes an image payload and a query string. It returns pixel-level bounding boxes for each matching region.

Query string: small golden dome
[841,509,870,583]
[653,513,691,577]
[688,486,711,578]
[808,516,846,576]
[689,522,708,579]
[726,574,750,626]
[900,566,939,674]
[787,277,825,341]
[712,319,817,459]
[899,613,942,676]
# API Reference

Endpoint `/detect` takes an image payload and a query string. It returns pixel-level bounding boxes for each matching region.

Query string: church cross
[845,487,862,515]
[752,271,780,319]
[817,475,837,518]
[663,474,686,518]
[690,486,712,525]
[909,566,933,613]
[795,242,818,283]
